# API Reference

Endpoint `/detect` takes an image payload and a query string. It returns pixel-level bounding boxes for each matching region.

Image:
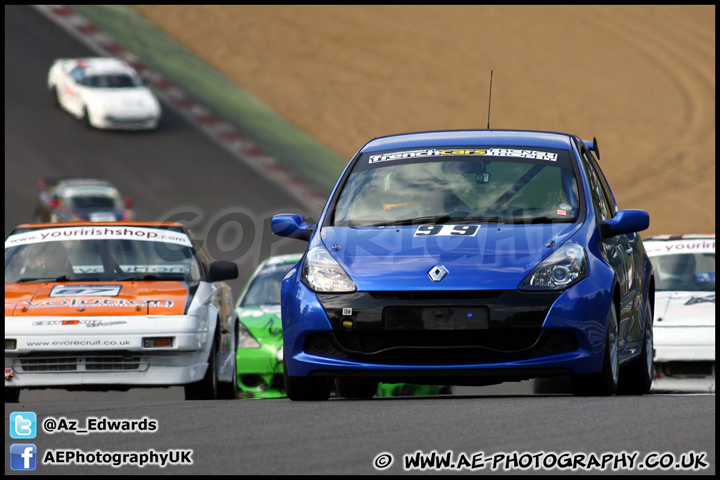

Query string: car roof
[11,221,185,230]
[72,57,137,76]
[61,186,120,197]
[54,178,116,188]
[358,129,576,153]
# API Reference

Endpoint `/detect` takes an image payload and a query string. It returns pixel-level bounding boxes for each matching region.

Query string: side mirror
[208,260,238,282]
[271,214,314,241]
[600,209,649,239]
[124,198,134,209]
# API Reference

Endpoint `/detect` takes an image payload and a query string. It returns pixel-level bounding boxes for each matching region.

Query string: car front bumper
[235,343,285,398]
[282,277,614,383]
[5,314,212,389]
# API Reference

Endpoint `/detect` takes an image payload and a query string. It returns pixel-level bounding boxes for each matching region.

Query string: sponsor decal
[5,226,192,247]
[414,225,480,237]
[369,148,557,164]
[645,240,715,256]
[31,320,129,327]
[88,212,117,222]
[23,299,174,309]
[50,285,122,297]
[556,209,568,216]
[685,295,715,305]
[72,265,187,274]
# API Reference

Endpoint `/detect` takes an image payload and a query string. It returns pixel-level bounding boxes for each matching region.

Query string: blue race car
[272,129,655,400]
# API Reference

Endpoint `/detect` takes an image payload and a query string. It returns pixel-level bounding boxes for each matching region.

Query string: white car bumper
[5,315,211,389]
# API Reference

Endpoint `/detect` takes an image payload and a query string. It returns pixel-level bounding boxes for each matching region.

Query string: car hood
[653,291,715,327]
[320,222,581,290]
[237,306,283,341]
[5,281,191,316]
[84,88,159,112]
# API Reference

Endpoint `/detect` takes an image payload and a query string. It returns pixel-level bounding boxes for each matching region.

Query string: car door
[59,65,85,117]
[577,145,637,357]
[583,147,645,354]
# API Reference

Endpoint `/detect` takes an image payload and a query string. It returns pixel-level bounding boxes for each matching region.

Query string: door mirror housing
[271,214,315,241]
[600,209,649,239]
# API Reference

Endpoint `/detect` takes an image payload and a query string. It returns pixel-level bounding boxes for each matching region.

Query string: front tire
[52,86,61,108]
[283,355,330,401]
[217,330,240,400]
[83,106,94,129]
[5,387,20,403]
[617,298,654,395]
[185,337,219,400]
[572,302,619,396]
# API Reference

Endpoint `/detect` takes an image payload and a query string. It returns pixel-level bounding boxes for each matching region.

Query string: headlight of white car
[519,243,587,291]
[301,246,357,293]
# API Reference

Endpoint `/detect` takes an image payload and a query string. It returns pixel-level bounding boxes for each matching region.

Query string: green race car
[234,253,302,398]
[235,253,453,399]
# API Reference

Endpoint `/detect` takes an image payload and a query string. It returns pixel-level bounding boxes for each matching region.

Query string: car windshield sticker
[50,285,122,297]
[645,239,715,256]
[414,225,480,237]
[369,148,557,164]
[72,265,188,274]
[5,226,192,247]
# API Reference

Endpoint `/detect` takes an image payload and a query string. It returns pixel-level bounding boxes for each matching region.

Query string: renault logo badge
[428,265,448,282]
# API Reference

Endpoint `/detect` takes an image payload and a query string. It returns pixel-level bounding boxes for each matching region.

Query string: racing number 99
[415,225,479,236]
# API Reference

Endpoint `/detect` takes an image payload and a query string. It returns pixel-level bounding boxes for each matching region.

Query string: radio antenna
[487,70,493,129]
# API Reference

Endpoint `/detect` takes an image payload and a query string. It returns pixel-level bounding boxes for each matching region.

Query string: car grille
[659,361,714,378]
[304,329,577,365]
[13,355,149,373]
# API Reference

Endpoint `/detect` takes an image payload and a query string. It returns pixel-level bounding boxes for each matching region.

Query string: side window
[69,66,84,84]
[578,149,614,221]
[584,149,617,214]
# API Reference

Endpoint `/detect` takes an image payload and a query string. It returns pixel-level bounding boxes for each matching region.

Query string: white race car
[47,57,161,130]
[5,222,240,402]
[644,234,715,393]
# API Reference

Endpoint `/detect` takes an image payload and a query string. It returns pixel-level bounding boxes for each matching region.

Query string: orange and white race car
[5,222,239,402]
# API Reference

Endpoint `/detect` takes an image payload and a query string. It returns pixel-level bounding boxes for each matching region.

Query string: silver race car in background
[644,234,715,393]
[48,57,161,130]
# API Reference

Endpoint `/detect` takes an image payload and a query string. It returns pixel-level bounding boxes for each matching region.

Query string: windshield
[650,252,715,292]
[333,147,580,226]
[82,74,141,88]
[67,195,122,210]
[5,226,202,283]
[241,265,293,307]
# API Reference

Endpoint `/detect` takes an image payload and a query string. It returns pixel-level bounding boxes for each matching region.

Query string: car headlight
[301,246,357,293]
[519,243,587,291]
[237,322,260,348]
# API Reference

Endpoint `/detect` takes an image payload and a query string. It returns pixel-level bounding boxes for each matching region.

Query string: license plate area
[384,306,489,330]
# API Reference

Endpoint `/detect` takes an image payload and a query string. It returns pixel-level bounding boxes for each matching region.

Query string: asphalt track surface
[4,5,715,475]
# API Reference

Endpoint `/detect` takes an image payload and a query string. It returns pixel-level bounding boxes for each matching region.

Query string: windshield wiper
[114,274,186,282]
[16,275,70,283]
[368,214,505,227]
